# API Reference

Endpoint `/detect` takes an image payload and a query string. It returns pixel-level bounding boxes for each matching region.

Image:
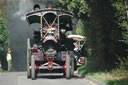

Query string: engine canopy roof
[26,8,74,25]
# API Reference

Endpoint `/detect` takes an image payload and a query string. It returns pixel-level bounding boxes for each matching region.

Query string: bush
[78,65,88,74]
[118,57,128,70]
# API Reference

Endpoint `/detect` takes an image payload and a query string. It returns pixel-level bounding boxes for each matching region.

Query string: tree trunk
[124,0,128,21]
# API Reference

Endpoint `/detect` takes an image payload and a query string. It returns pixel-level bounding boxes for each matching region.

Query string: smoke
[6,0,34,71]
[14,0,34,21]
[6,0,58,71]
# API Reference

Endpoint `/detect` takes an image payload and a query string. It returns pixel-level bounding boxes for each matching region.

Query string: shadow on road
[37,74,83,80]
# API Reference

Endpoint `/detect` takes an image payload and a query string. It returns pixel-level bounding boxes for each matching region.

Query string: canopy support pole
[58,16,60,38]
[40,16,43,38]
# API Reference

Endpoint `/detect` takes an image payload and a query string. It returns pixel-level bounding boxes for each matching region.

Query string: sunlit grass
[77,57,128,85]
[87,69,128,85]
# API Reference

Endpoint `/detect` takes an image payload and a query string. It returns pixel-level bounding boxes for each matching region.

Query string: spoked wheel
[70,51,75,77]
[27,38,31,78]
[71,56,74,77]
[66,53,71,79]
[31,55,36,80]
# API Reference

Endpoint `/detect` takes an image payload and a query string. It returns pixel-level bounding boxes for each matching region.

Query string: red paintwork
[32,49,38,53]
[41,25,58,42]
[48,61,53,70]
[34,64,38,71]
[46,56,55,71]
[64,56,67,72]
[33,49,44,61]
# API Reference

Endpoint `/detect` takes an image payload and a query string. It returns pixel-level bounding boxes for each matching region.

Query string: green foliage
[86,59,128,85]
[118,57,128,70]
[78,65,88,74]
[0,0,6,18]
[67,0,89,18]
[112,0,128,45]
[84,0,128,70]
[87,70,128,85]
[57,0,89,18]
[0,69,7,72]
[110,0,128,62]
[76,20,85,35]
[107,79,128,85]
[0,18,8,52]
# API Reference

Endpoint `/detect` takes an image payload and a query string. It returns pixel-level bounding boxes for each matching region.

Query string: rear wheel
[27,38,31,78]
[66,54,71,79]
[31,55,36,80]
[71,56,74,77]
[68,51,74,77]
[74,59,77,71]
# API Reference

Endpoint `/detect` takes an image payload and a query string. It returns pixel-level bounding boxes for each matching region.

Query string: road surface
[0,72,100,85]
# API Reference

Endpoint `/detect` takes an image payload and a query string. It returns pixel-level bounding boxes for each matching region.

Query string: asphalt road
[0,72,99,85]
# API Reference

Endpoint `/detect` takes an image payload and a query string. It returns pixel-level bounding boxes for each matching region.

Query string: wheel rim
[71,56,74,77]
[31,55,35,80]
[66,54,71,79]
[27,38,31,78]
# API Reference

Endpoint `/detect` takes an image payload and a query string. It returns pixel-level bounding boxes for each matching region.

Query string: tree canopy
[0,19,8,52]
[0,0,8,52]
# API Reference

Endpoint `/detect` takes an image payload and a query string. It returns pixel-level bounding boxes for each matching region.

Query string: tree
[0,0,8,69]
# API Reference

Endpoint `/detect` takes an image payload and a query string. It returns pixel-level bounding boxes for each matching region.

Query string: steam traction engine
[26,5,76,80]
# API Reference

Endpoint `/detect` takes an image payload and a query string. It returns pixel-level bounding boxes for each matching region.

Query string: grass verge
[0,69,7,72]
[78,66,128,85]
